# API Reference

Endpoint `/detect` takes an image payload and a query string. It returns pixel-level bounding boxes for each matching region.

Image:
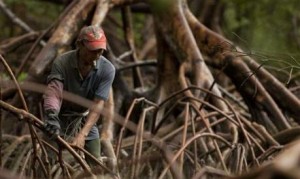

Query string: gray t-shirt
[47,50,115,140]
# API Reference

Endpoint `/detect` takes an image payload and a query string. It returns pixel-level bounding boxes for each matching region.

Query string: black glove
[44,109,61,138]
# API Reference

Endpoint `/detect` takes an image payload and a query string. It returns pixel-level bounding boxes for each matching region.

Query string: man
[43,25,115,166]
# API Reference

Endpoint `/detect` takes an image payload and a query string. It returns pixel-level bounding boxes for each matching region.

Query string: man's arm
[43,79,63,136]
[44,80,63,112]
[72,98,104,148]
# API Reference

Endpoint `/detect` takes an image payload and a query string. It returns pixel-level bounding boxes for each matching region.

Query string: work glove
[44,109,61,138]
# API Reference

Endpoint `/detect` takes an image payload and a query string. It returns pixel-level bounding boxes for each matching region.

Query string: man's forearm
[43,80,63,112]
[79,99,104,137]
[79,111,100,137]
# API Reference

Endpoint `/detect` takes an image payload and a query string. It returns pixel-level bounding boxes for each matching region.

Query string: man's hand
[44,110,61,138]
[71,133,86,148]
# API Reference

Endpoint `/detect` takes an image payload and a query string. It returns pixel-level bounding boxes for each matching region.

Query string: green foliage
[222,0,300,71]
[106,10,147,51]
[148,0,174,14]
[223,0,300,56]
[132,13,147,48]
[17,72,27,81]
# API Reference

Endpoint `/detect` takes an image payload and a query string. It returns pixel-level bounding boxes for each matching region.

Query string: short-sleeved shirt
[47,50,115,140]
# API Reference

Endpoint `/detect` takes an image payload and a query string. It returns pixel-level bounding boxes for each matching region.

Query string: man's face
[80,43,104,65]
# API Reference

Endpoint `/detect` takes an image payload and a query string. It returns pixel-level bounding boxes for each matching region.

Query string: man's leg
[84,138,101,167]
[42,134,59,165]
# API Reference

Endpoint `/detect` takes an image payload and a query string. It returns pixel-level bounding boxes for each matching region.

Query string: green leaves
[223,0,300,56]
[148,0,174,14]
